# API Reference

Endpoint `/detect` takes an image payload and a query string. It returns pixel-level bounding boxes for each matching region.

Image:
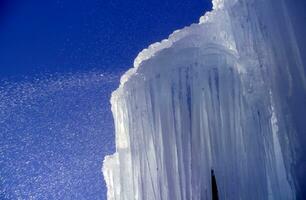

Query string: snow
[103,0,306,199]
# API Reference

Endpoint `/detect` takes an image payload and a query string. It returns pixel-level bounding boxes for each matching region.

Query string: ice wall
[103,0,306,199]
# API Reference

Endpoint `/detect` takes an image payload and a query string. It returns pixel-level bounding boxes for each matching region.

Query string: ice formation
[103,0,306,199]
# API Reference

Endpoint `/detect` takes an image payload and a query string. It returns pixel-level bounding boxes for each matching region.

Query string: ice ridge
[103,0,306,199]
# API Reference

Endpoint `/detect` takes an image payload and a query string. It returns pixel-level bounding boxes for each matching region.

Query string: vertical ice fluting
[103,0,306,199]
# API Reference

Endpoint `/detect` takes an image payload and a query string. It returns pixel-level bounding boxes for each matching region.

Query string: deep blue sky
[0,0,212,199]
[0,0,211,78]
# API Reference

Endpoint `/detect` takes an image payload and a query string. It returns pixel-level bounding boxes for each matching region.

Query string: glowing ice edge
[118,0,230,89]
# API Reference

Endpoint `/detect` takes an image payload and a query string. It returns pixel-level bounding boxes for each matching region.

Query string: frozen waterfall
[103,0,306,199]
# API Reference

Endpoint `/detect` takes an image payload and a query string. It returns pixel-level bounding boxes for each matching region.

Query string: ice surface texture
[103,0,306,199]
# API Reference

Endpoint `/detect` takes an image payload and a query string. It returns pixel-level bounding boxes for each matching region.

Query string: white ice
[103,0,306,199]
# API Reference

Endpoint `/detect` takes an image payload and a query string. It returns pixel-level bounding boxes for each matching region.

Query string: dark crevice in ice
[211,169,219,200]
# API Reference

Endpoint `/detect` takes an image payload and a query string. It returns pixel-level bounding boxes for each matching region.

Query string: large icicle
[103,0,306,199]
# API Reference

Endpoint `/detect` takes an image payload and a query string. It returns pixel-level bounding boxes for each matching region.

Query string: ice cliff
[103,0,306,199]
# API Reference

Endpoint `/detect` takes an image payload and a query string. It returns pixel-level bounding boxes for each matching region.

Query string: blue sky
[0,0,211,199]
[0,0,211,78]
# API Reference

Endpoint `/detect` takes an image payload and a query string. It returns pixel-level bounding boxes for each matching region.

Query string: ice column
[103,0,306,199]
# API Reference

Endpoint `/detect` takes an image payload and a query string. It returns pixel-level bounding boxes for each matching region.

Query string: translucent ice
[103,0,306,199]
